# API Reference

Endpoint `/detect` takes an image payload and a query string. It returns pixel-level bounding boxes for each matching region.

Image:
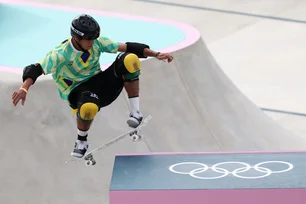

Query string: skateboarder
[11,14,173,158]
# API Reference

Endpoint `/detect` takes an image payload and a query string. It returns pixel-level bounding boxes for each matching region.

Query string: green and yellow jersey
[40,36,118,101]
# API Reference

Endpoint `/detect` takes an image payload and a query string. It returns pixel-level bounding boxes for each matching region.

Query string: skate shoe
[127,110,143,128]
[71,140,88,158]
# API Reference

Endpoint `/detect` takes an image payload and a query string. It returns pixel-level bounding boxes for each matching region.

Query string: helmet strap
[72,36,87,52]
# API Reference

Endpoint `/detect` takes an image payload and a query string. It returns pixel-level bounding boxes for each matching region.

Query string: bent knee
[123,53,141,73]
[77,91,100,120]
[115,53,141,82]
[79,102,99,120]
[123,53,141,81]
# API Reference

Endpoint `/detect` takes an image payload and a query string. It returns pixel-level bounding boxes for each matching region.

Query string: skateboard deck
[65,115,152,166]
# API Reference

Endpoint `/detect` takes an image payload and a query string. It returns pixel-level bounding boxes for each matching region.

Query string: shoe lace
[77,141,88,149]
[131,110,142,119]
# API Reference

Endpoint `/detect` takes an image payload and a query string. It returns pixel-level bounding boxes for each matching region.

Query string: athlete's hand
[12,89,27,106]
[156,52,174,63]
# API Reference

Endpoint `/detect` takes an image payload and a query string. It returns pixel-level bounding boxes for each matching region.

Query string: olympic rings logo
[168,161,293,179]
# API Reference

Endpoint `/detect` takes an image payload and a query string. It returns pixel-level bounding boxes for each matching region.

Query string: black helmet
[70,14,100,40]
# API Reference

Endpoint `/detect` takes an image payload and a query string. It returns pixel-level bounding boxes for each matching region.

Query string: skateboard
[65,115,152,166]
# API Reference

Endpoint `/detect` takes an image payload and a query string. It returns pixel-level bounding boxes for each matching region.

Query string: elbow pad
[22,63,43,84]
[126,42,150,58]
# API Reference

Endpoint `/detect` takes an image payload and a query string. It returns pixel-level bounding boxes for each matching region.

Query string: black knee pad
[114,52,141,81]
[77,91,100,120]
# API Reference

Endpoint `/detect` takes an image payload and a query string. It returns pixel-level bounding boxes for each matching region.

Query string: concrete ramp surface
[1,33,306,204]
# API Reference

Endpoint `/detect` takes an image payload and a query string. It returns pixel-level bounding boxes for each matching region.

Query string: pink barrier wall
[110,188,306,204]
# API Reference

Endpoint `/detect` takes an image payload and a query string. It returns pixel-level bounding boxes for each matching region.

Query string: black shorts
[68,64,124,110]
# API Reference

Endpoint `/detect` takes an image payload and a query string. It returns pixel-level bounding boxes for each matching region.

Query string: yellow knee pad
[78,102,99,120]
[123,53,141,73]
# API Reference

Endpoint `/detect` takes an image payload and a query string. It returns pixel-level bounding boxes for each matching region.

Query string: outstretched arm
[118,42,158,57]
[12,63,43,106]
[118,42,173,63]
[12,51,59,106]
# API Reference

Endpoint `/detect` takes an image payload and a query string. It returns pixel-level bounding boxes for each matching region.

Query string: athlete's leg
[70,91,100,158]
[114,52,143,127]
[124,79,140,114]
[76,117,93,134]
[68,77,101,158]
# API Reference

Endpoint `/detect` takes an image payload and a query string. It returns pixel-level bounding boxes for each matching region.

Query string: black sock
[78,134,87,141]
[77,129,88,141]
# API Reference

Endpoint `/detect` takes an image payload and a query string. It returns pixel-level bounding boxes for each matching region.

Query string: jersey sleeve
[96,36,119,53]
[39,50,63,75]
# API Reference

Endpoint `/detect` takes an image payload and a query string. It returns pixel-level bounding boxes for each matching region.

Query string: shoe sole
[127,117,140,128]
[71,152,85,158]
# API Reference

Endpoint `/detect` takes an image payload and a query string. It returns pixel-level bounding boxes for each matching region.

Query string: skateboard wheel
[137,135,143,141]
[85,159,96,166]
[131,134,140,142]
[92,159,96,165]
[85,160,93,166]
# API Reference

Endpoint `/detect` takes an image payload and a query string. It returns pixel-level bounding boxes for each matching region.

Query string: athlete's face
[79,39,94,50]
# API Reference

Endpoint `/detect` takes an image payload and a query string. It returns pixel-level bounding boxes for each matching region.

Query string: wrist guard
[126,42,150,58]
[22,63,43,84]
